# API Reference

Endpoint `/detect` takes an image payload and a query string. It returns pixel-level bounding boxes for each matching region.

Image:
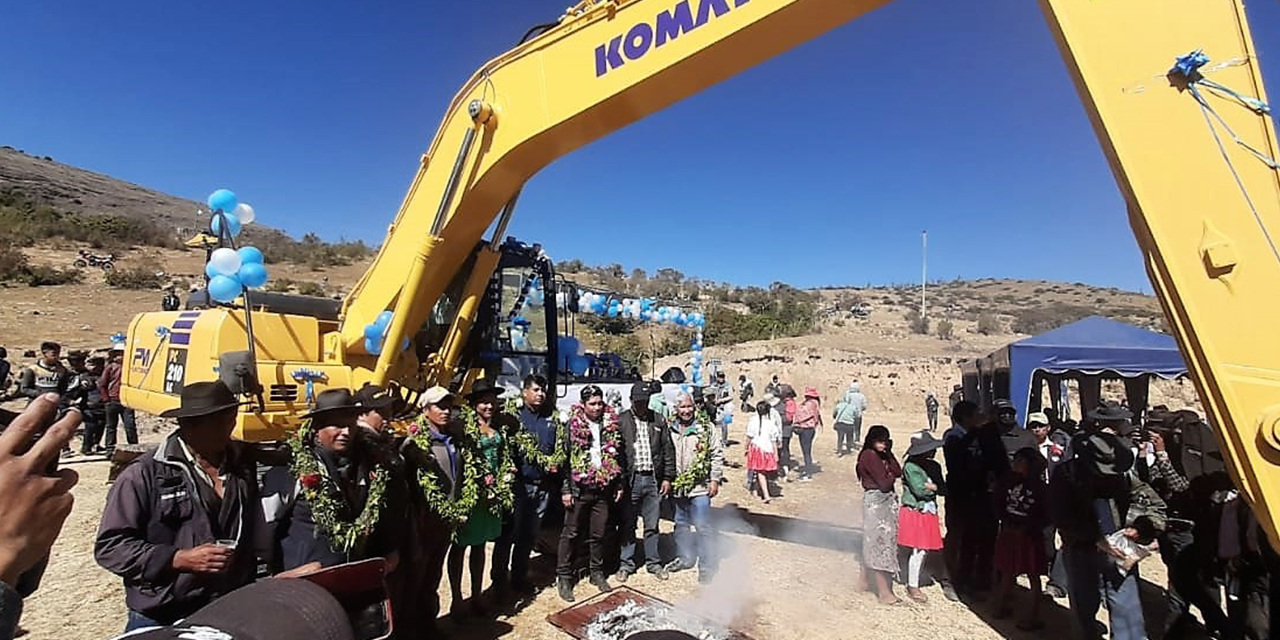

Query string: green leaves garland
[408,419,480,528]
[503,397,567,474]
[288,424,389,554]
[459,405,517,517]
[671,410,716,497]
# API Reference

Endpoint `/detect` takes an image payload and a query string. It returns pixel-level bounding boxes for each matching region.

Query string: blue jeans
[1062,545,1147,640]
[492,480,550,587]
[125,610,163,632]
[673,495,715,572]
[620,474,662,573]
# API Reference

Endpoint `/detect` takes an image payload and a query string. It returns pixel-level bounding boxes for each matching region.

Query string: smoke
[676,506,762,629]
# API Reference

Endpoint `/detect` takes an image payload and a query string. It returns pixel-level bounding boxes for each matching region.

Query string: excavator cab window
[414,250,475,361]
[466,240,558,390]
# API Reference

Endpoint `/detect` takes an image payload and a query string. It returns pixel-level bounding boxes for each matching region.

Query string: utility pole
[921,230,927,320]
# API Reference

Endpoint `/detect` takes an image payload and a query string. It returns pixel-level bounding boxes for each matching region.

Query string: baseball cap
[1027,412,1049,427]
[418,385,455,407]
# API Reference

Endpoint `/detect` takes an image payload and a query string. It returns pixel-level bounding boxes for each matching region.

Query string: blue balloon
[237,262,268,288]
[204,262,222,279]
[641,299,653,312]
[364,337,383,356]
[569,355,589,376]
[237,246,264,265]
[606,307,619,318]
[207,274,242,303]
[401,338,411,352]
[211,212,242,237]
[680,383,690,393]
[723,413,733,425]
[207,189,239,214]
[364,323,384,341]
[376,311,394,327]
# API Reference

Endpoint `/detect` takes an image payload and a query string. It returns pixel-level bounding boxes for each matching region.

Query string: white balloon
[234,203,256,225]
[209,247,242,276]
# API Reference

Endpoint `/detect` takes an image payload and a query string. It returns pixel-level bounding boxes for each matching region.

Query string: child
[993,447,1049,630]
[897,430,946,603]
[745,400,781,503]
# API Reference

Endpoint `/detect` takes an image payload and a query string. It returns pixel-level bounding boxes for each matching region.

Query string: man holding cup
[95,381,266,632]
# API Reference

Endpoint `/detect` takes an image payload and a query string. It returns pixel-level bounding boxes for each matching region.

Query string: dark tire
[100,261,114,270]
[73,259,87,268]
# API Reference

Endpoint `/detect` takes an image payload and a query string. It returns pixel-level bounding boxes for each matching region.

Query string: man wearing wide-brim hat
[95,381,265,632]
[1049,424,1167,640]
[264,388,405,575]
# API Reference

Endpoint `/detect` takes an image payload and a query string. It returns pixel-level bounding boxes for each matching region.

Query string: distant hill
[0,146,208,233]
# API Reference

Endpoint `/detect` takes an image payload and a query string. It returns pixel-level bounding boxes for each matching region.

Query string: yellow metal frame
[124,0,1280,545]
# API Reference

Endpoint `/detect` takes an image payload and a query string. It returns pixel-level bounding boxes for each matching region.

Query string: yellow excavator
[121,0,1280,548]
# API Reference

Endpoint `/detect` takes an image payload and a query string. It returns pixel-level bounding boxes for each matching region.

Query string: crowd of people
[1,352,1276,640]
[85,373,739,637]
[855,393,1277,640]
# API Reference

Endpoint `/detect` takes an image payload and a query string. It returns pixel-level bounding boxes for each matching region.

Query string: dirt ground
[20,411,1187,640]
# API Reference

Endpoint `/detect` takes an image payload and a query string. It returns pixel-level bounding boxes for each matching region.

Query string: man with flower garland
[556,385,626,602]
[399,385,468,637]
[491,374,563,599]
[666,391,724,584]
[264,388,404,573]
[616,380,676,583]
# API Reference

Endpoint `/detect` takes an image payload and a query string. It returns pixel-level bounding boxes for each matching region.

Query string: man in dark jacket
[557,385,626,602]
[943,400,1007,595]
[94,381,266,632]
[1050,425,1167,640]
[616,381,676,583]
[491,374,561,598]
[264,389,403,572]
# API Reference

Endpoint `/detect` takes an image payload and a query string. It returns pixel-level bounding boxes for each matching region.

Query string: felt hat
[120,578,355,640]
[1088,401,1134,423]
[353,383,396,410]
[905,430,945,457]
[159,381,243,419]
[301,388,360,420]
[804,386,820,399]
[464,378,505,402]
[1073,431,1135,477]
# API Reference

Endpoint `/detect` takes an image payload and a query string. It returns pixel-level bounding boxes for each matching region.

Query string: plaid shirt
[632,418,654,472]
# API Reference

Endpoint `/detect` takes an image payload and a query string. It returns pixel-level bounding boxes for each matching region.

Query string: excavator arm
[112,0,1280,545]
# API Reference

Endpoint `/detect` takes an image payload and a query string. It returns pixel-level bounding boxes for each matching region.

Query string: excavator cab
[458,238,561,395]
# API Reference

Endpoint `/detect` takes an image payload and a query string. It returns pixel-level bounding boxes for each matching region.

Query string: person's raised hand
[0,394,80,587]
[1150,432,1166,453]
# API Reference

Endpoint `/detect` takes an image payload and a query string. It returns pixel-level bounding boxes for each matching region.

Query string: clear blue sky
[4,0,1280,292]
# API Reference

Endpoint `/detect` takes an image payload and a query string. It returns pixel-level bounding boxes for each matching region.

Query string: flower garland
[459,405,517,517]
[503,397,568,474]
[671,410,716,497]
[408,418,480,528]
[567,403,623,487]
[288,425,389,554]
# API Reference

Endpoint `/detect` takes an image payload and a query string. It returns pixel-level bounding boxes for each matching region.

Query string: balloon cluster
[362,311,411,356]
[569,290,709,386]
[200,189,270,304]
[204,246,269,303]
[510,316,532,351]
[557,335,591,376]
[575,292,707,328]
[205,189,257,238]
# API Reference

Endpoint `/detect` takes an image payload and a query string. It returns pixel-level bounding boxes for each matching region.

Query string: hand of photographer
[0,394,80,588]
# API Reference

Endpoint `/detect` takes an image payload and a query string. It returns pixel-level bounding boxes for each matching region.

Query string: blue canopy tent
[963,316,1188,422]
